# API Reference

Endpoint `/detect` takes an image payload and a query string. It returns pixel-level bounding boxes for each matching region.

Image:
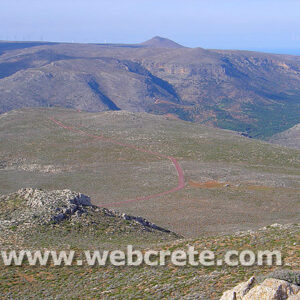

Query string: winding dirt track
[49,117,185,207]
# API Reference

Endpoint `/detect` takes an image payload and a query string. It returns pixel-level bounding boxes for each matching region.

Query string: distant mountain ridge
[0,37,300,138]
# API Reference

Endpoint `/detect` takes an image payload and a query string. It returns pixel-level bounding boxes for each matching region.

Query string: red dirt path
[49,117,185,207]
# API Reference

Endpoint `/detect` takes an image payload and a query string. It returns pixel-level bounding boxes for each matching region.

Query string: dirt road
[49,117,185,207]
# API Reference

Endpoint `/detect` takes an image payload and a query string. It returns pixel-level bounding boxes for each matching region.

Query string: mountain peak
[140,36,185,48]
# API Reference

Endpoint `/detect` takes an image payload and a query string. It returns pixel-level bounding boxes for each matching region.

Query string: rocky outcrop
[244,278,300,300]
[0,188,177,235]
[220,277,256,300]
[0,188,92,227]
[220,277,300,300]
[120,213,172,233]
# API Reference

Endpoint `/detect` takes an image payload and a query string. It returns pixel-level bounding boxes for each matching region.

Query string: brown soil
[189,180,229,188]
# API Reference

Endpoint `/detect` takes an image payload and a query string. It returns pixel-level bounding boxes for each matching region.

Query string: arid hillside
[0,108,299,237]
[1,37,300,138]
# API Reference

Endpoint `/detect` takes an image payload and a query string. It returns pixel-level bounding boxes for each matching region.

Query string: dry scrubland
[0,108,299,237]
[0,218,299,299]
[0,108,299,299]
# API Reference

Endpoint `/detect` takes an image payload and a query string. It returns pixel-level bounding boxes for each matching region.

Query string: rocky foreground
[0,188,299,299]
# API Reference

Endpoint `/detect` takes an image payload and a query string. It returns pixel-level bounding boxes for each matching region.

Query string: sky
[1,0,300,54]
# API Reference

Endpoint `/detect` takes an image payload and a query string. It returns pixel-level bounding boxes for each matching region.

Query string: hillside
[0,194,299,299]
[0,38,300,138]
[269,123,300,149]
[0,108,299,237]
[0,108,299,299]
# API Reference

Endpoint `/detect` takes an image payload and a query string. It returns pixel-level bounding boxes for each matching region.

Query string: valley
[1,37,300,138]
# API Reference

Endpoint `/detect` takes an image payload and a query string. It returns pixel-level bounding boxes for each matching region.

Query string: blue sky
[1,0,300,54]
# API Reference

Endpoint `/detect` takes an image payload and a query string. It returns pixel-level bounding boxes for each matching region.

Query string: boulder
[243,278,300,300]
[220,277,255,300]
[220,277,300,300]
[0,188,92,227]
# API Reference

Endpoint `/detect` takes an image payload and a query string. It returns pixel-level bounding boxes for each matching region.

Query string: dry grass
[0,108,299,237]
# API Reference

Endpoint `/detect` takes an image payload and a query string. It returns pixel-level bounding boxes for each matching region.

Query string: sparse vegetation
[0,108,299,237]
[0,108,299,299]
[0,217,298,299]
[1,39,300,137]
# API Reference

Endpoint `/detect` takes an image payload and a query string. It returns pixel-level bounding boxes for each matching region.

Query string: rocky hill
[0,38,300,138]
[0,188,177,240]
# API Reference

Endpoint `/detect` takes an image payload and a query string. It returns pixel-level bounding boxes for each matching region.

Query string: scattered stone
[5,163,64,174]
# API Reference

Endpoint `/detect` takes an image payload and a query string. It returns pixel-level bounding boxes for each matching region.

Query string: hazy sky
[1,0,300,54]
